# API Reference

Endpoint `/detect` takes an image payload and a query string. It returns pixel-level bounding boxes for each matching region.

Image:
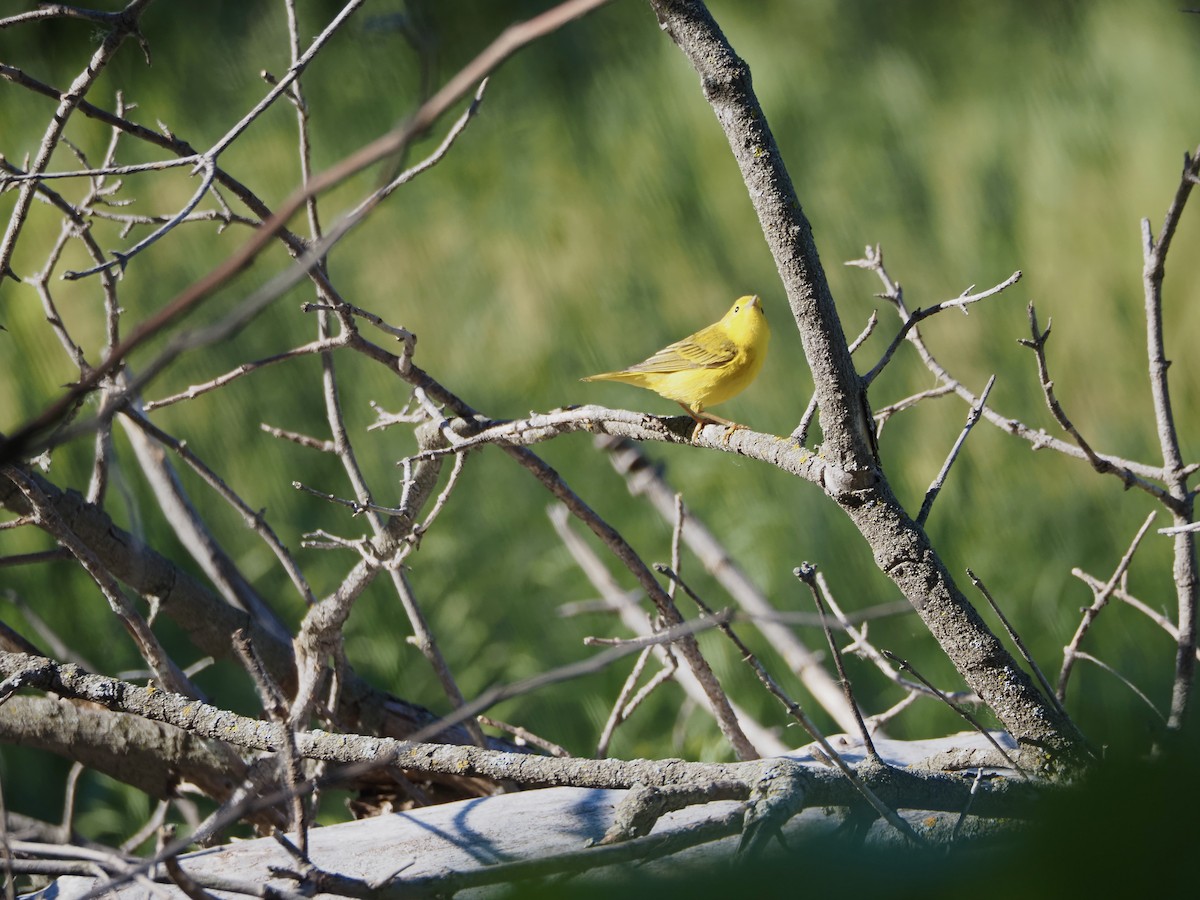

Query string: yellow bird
[582,295,769,436]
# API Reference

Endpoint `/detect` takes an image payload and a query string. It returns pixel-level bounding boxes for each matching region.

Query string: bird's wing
[623,328,737,374]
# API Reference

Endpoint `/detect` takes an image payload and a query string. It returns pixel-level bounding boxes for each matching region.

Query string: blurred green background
[2,0,1199,844]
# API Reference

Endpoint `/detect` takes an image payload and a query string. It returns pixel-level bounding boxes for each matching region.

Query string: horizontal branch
[0,695,229,800]
[405,405,836,490]
[0,652,1049,821]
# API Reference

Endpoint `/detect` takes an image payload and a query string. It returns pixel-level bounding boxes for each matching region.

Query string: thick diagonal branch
[647,0,1085,770]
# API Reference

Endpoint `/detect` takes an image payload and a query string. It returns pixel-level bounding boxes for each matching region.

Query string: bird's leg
[677,403,707,441]
[678,405,745,443]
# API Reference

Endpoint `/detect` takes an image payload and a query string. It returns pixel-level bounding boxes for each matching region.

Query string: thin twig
[880,650,1029,779]
[1018,302,1151,495]
[873,383,955,436]
[668,492,685,599]
[862,692,920,731]
[916,375,995,527]
[144,336,349,411]
[793,564,878,760]
[949,769,985,848]
[1071,568,1200,657]
[966,569,1071,723]
[1159,521,1200,536]
[1058,512,1158,703]
[1075,652,1167,724]
[859,268,1022,386]
[394,569,488,748]
[477,717,570,758]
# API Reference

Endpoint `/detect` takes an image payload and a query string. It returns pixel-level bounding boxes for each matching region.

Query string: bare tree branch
[917,375,995,527]
[0,0,614,464]
[647,0,1085,769]
[1058,512,1158,703]
[0,0,157,278]
[1141,146,1200,729]
[595,436,863,733]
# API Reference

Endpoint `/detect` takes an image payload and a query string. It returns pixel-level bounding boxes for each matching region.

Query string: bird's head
[722,294,769,345]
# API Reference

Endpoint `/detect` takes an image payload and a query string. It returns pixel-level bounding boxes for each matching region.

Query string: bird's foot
[719,422,746,444]
[688,415,745,444]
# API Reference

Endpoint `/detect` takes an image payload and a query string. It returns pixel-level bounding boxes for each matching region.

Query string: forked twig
[1071,568,1200,656]
[595,645,657,757]
[1058,512,1158,702]
[859,264,1022,386]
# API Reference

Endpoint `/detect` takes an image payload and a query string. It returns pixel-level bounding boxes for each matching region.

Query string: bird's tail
[581,371,640,384]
